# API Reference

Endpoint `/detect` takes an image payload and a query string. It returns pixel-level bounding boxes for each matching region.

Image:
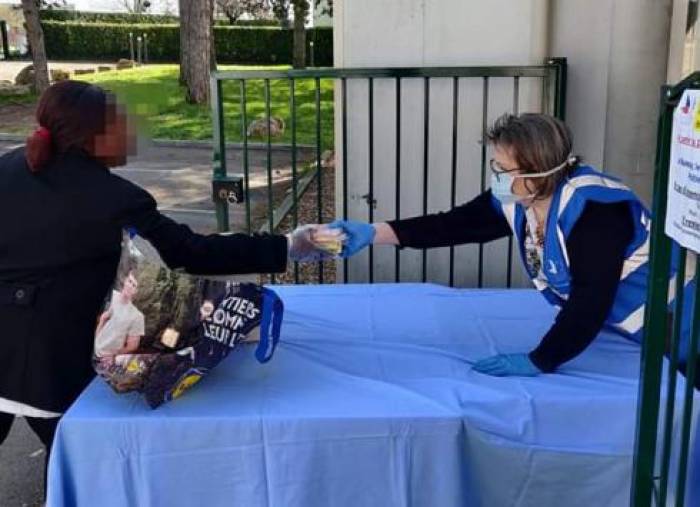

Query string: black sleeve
[528,201,634,372]
[386,190,512,249]
[113,177,288,276]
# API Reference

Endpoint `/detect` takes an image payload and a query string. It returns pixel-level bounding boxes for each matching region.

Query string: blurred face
[91,104,137,168]
[122,273,138,300]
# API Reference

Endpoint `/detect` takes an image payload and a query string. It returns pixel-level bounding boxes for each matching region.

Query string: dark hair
[25,80,114,172]
[486,113,580,200]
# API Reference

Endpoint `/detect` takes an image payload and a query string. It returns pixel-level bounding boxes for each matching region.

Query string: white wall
[334,0,675,286]
[549,0,673,205]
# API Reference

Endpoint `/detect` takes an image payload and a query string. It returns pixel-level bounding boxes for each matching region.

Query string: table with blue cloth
[47,284,700,507]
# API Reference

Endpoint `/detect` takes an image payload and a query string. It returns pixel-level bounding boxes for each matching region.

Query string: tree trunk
[179,0,191,86]
[184,0,212,104]
[178,0,190,86]
[292,1,307,69]
[210,0,217,72]
[20,0,49,94]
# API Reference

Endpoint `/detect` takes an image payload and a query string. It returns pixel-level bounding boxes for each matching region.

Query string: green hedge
[41,21,333,65]
[40,10,179,24]
[306,27,333,66]
[40,9,280,26]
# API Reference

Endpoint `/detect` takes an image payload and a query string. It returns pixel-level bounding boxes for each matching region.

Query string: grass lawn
[82,64,335,147]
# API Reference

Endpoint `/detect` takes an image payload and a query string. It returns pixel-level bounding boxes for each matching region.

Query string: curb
[151,138,317,152]
[0,133,318,152]
[0,133,25,142]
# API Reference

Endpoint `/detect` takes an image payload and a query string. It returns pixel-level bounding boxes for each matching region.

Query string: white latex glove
[287,225,342,262]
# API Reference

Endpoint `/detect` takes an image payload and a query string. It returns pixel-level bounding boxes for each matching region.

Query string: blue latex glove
[472,353,541,377]
[328,220,376,258]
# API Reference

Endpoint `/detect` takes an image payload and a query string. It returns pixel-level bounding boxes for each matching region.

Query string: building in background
[333,0,699,285]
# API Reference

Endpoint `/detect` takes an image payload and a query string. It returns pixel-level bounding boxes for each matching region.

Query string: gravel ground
[260,165,337,285]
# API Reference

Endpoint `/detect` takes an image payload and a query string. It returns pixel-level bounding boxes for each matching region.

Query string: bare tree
[20,0,50,94]
[179,0,213,104]
[178,0,190,85]
[268,0,330,69]
[291,0,307,69]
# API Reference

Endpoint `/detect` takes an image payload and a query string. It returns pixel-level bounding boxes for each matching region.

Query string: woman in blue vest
[330,113,696,379]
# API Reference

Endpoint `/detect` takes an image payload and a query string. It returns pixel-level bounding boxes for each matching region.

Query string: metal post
[449,76,459,288]
[368,77,374,284]
[658,248,687,505]
[674,260,700,505]
[630,85,675,507]
[136,36,142,65]
[422,77,430,283]
[211,77,229,232]
[290,78,300,283]
[395,77,401,283]
[478,77,489,288]
[143,33,148,64]
[265,79,275,284]
[240,80,251,234]
[547,57,568,120]
[315,76,324,283]
[341,77,349,283]
[129,32,134,62]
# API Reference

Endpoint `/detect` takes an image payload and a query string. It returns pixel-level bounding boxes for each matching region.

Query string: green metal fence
[210,58,567,285]
[631,72,700,507]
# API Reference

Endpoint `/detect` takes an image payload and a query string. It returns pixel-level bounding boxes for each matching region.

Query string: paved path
[0,60,123,82]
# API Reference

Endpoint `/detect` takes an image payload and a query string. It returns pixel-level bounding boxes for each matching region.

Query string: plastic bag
[93,236,283,408]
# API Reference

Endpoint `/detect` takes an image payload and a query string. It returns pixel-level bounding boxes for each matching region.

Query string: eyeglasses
[489,159,520,180]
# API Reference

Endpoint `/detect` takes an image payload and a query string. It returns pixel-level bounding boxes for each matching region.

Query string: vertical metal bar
[658,247,687,505]
[631,86,675,507]
[368,77,375,284]
[342,77,349,283]
[542,65,553,117]
[675,255,700,507]
[548,57,568,120]
[478,77,489,288]
[449,76,459,288]
[289,78,300,284]
[211,77,229,232]
[507,77,520,288]
[240,80,251,235]
[265,79,275,284]
[395,77,401,283]
[315,77,324,284]
[422,77,430,283]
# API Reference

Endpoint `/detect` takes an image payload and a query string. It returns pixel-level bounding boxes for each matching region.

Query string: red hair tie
[35,126,51,141]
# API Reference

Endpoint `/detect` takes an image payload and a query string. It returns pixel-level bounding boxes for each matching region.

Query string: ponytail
[25,126,53,173]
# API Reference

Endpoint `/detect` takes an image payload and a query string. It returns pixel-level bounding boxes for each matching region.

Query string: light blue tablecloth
[46,284,699,506]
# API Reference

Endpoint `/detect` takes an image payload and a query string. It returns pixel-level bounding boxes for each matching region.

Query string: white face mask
[491,155,577,205]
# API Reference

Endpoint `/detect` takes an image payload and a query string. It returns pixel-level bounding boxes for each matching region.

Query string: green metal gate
[210,59,566,285]
[631,72,700,507]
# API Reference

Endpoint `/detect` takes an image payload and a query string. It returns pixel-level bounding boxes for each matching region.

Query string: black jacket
[0,148,287,412]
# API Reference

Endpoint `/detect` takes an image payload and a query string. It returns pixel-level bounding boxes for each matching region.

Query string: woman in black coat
[0,81,315,484]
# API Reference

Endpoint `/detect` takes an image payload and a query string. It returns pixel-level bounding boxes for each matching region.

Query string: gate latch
[213,176,245,205]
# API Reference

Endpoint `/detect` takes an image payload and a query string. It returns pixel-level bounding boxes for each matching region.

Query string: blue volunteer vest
[493,165,657,343]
